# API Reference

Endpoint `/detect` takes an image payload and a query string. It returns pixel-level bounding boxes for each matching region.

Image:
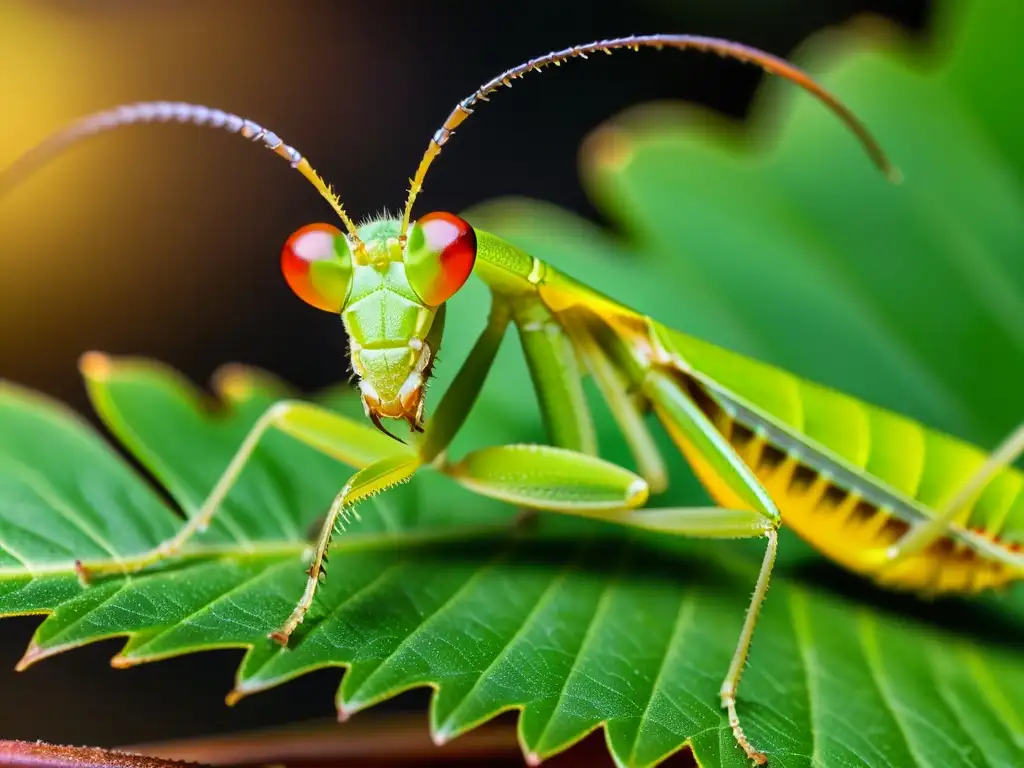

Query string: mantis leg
[418,299,511,464]
[270,452,420,644]
[512,296,597,454]
[459,288,780,764]
[883,419,1024,565]
[443,443,648,512]
[641,369,780,767]
[562,312,668,494]
[625,506,777,768]
[75,400,413,584]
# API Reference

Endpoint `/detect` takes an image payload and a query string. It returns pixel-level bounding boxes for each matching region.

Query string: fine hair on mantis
[5,34,1023,767]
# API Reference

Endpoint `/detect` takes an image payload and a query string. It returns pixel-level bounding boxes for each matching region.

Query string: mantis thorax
[342,218,442,434]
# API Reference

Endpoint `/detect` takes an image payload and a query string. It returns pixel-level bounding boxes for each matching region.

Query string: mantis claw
[369,411,406,444]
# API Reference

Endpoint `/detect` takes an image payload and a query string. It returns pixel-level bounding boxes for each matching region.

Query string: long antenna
[0,100,367,256]
[400,34,901,240]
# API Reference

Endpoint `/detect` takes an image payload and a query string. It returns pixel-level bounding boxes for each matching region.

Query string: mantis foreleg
[270,452,421,644]
[418,300,511,464]
[562,312,668,494]
[74,401,410,584]
[512,296,597,454]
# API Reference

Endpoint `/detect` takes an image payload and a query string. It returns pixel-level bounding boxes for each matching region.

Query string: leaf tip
[583,124,635,174]
[224,689,245,707]
[109,653,139,669]
[212,364,256,403]
[524,751,543,766]
[79,351,112,381]
[431,728,450,747]
[224,678,266,707]
[15,640,47,671]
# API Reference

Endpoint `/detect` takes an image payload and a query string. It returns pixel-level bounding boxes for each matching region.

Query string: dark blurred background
[1,0,929,753]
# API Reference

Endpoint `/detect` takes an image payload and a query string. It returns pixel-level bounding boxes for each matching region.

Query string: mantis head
[281,212,476,437]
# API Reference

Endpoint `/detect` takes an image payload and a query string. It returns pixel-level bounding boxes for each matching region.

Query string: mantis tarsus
[4,34,1023,767]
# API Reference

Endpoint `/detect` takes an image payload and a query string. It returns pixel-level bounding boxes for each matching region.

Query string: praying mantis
[4,34,1024,767]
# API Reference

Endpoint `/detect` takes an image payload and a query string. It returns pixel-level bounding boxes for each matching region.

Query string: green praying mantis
[4,34,1024,766]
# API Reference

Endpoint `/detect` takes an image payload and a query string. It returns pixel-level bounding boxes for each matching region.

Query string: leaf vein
[529,545,630,755]
[856,611,932,768]
[924,640,991,768]
[962,647,1024,751]
[787,588,821,767]
[132,561,295,653]
[626,588,698,766]
[251,452,307,540]
[242,560,412,685]
[0,456,121,562]
[344,546,515,707]
[90,391,254,546]
[35,580,134,649]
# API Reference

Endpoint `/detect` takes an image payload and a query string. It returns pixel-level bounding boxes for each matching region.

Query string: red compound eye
[405,212,477,306]
[281,223,353,313]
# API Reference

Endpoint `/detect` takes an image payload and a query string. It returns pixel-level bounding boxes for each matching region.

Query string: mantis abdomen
[659,326,1024,593]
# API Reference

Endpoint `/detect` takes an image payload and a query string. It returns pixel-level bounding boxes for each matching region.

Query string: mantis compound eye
[405,212,477,306]
[281,223,354,313]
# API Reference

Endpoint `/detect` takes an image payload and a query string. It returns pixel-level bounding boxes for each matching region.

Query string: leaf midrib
[0,521,515,581]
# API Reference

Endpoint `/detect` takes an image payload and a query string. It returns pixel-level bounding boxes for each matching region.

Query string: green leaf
[939,0,1024,182]
[2,357,1023,767]
[3,2,1024,767]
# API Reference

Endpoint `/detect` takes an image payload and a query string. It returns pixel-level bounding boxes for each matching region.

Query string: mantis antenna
[0,100,367,256]
[399,33,902,240]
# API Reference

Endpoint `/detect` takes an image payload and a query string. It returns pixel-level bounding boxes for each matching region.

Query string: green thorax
[341,219,439,418]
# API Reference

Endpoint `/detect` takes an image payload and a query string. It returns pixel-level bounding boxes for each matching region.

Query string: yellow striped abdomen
[681,385,1020,596]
